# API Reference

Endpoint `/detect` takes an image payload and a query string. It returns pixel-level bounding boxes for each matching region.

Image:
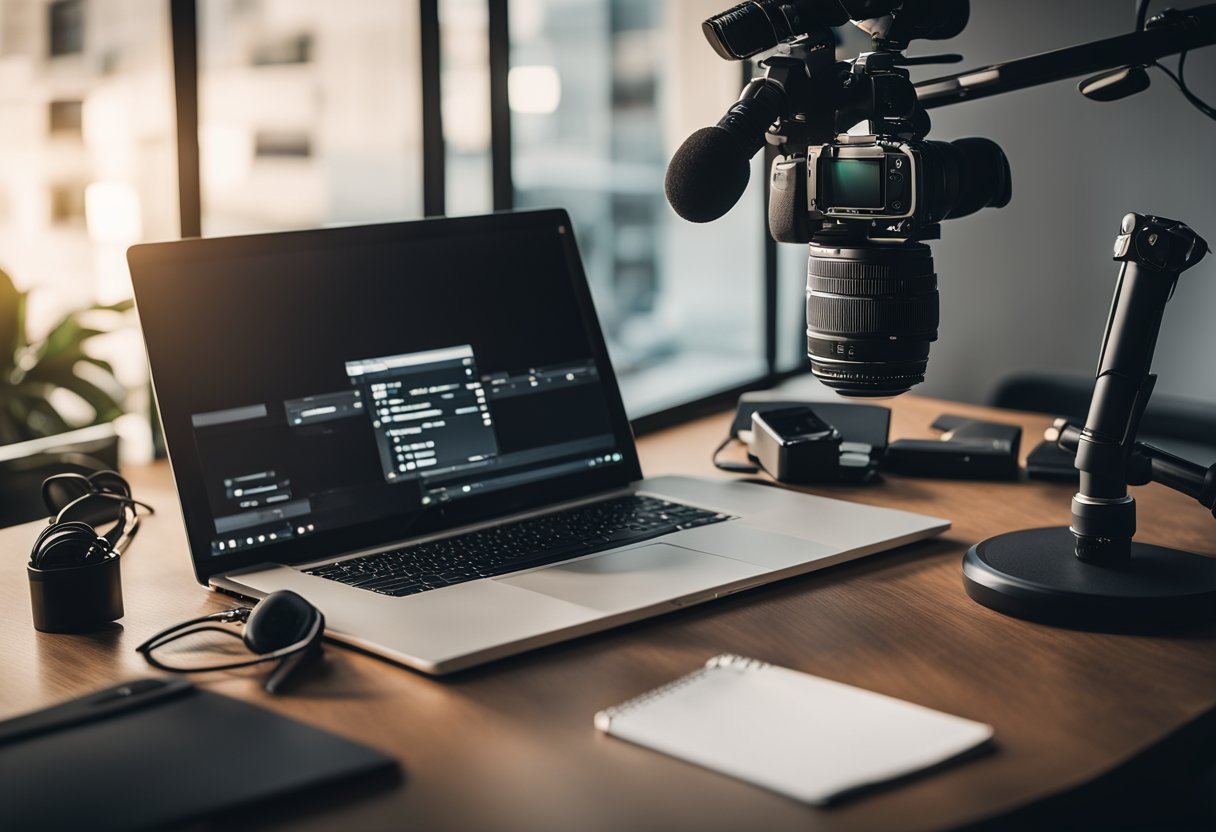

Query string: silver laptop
[129,209,947,674]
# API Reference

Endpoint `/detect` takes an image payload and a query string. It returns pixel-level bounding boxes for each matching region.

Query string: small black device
[714,396,889,483]
[136,590,325,694]
[883,415,1021,480]
[1025,439,1081,482]
[26,468,154,632]
[750,406,843,484]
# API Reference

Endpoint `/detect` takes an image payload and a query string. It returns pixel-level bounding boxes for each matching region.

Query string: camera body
[809,138,917,224]
[771,131,1011,246]
[672,0,1013,397]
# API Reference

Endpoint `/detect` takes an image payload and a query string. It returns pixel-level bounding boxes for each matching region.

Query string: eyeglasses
[135,590,325,694]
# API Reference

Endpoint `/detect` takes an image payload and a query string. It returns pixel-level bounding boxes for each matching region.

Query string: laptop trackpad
[495,543,766,613]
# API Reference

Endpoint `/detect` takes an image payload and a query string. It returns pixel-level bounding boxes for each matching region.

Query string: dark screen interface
[826,158,883,209]
[162,225,624,558]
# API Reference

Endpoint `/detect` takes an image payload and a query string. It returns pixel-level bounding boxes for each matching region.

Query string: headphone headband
[31,470,153,570]
[134,591,325,694]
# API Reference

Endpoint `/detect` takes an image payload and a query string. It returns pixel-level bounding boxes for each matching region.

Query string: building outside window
[509,0,767,416]
[0,0,178,460]
[0,0,790,463]
[197,0,426,235]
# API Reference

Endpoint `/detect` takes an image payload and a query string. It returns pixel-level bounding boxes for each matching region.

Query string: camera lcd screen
[825,158,883,209]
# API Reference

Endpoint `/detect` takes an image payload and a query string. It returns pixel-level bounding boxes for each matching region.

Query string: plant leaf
[0,401,26,444]
[1,391,72,441]
[0,267,21,375]
[24,395,73,438]
[77,354,117,377]
[37,317,106,361]
[18,358,83,389]
[90,299,134,313]
[51,376,124,423]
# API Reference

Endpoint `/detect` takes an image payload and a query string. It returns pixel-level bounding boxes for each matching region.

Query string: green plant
[0,267,133,444]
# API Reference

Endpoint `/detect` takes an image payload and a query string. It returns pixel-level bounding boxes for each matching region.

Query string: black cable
[1135,0,1151,32]
[1134,0,1216,122]
[1153,52,1216,120]
[712,435,760,474]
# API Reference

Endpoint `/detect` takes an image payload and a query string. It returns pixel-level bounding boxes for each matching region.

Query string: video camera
[666,0,1011,397]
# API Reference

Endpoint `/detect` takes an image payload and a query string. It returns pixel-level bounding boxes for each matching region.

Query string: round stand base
[963,527,1216,632]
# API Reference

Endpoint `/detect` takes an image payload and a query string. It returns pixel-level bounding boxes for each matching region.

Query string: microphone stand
[898,5,1216,629]
[675,4,1216,628]
[962,214,1216,630]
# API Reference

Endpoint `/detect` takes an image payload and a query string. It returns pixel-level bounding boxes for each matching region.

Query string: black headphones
[135,590,325,695]
[29,470,155,570]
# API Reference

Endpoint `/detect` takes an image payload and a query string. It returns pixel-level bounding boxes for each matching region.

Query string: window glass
[440,0,493,216]
[0,0,177,459]
[198,0,425,234]
[509,0,767,417]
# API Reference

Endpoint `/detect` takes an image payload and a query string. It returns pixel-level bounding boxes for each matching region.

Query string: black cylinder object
[805,240,938,396]
[28,554,124,633]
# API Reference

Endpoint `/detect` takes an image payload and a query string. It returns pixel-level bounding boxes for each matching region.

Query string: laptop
[129,209,948,675]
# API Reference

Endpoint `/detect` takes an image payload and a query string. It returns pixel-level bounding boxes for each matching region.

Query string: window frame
[168,0,802,434]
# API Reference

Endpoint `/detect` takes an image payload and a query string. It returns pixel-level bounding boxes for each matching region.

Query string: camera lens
[921,137,1012,222]
[702,0,848,61]
[805,241,938,396]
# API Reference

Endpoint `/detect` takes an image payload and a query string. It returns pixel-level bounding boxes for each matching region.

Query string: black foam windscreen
[664,127,752,223]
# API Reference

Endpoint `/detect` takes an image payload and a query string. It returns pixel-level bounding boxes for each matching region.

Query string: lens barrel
[925,138,1012,221]
[806,241,938,396]
[702,0,848,61]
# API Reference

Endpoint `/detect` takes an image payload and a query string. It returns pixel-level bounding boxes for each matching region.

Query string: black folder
[0,678,398,831]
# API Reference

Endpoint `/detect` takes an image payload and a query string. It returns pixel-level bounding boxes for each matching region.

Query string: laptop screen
[130,210,642,583]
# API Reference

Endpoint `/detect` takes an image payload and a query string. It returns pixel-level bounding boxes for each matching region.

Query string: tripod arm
[914,4,1216,109]
[1052,420,1216,520]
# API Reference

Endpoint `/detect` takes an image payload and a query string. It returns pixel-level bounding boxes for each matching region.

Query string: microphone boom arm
[914,3,1216,109]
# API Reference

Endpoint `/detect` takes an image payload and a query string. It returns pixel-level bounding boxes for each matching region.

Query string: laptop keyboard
[304,495,731,598]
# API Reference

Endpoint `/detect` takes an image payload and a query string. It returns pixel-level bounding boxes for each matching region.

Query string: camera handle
[962,213,1216,632]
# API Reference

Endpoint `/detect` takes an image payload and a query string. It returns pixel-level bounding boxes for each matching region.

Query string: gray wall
[903,0,1216,406]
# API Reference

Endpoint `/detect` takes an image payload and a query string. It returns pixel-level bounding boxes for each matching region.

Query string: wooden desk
[3,395,1214,831]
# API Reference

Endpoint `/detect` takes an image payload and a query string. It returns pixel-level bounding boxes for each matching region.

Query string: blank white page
[595,655,993,805]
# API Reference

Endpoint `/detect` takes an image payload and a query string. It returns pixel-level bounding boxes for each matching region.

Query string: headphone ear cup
[243,590,318,654]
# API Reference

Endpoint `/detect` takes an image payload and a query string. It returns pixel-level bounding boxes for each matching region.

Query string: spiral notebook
[595,655,994,805]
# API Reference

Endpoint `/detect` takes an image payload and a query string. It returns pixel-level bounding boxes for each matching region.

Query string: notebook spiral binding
[594,654,770,731]
[706,654,771,673]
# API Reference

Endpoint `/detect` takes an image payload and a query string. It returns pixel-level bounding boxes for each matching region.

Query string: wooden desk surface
[3,395,1215,831]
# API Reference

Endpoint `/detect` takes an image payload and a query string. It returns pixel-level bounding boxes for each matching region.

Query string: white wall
[908,0,1216,405]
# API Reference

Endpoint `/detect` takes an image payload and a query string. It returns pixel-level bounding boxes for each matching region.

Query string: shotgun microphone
[664,78,787,223]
